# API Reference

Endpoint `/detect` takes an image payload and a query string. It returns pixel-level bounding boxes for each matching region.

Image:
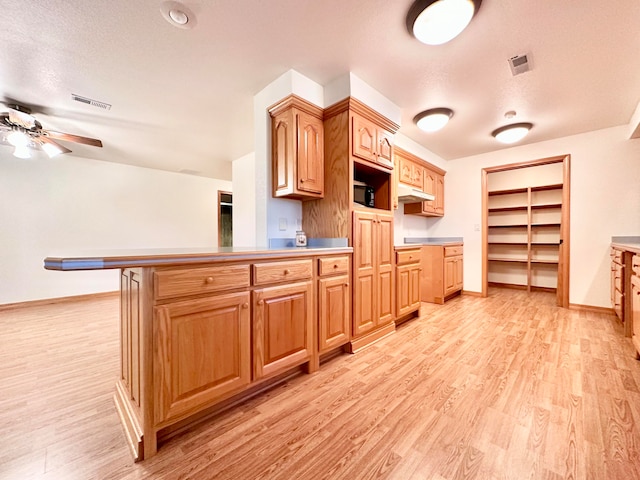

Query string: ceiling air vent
[508,54,530,76]
[71,93,112,110]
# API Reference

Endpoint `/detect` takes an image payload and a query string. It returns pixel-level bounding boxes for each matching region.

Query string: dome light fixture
[491,122,533,144]
[407,0,482,45]
[414,108,454,132]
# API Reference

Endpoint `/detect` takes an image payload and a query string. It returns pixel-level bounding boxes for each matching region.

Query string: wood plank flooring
[1,288,639,479]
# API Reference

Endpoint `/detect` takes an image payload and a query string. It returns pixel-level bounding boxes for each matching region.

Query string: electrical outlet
[279,218,287,231]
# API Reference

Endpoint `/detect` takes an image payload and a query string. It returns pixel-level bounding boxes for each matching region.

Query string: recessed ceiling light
[160,1,197,29]
[414,108,454,132]
[491,122,533,144]
[407,0,482,45]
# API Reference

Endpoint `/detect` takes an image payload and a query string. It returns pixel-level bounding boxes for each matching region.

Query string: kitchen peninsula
[45,245,352,461]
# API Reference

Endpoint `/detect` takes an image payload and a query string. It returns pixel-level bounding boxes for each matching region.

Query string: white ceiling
[2,1,639,180]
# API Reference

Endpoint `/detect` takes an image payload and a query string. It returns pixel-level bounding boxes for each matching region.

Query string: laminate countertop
[611,236,640,255]
[401,237,464,247]
[44,246,353,271]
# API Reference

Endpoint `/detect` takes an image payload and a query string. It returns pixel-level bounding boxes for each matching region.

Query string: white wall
[429,125,640,307]
[232,152,256,247]
[0,152,231,304]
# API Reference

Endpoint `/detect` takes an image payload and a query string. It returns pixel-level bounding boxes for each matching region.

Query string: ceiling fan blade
[45,130,103,148]
[38,136,72,155]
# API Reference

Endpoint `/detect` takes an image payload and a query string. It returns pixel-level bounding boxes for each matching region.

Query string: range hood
[397,184,435,202]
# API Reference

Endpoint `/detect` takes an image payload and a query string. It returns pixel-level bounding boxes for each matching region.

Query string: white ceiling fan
[0,103,103,159]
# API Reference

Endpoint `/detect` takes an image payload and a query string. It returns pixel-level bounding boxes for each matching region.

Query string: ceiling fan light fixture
[414,108,454,132]
[7,130,30,147]
[407,0,481,45]
[491,122,533,144]
[13,145,31,159]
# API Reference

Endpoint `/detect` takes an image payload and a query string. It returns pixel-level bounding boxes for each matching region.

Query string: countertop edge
[611,242,640,255]
[44,247,354,271]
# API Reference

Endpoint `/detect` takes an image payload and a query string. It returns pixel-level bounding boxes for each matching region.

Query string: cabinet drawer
[444,245,463,257]
[318,256,350,276]
[396,249,420,265]
[633,254,640,276]
[155,264,250,300]
[253,259,312,285]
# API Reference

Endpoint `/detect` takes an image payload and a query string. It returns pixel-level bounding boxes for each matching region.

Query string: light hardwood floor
[1,289,639,479]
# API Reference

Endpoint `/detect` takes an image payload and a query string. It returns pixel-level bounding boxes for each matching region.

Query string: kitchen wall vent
[508,54,530,76]
[71,94,112,110]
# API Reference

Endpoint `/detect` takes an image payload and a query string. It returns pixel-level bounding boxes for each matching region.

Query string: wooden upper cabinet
[398,154,423,189]
[397,146,446,218]
[269,95,324,200]
[352,112,394,170]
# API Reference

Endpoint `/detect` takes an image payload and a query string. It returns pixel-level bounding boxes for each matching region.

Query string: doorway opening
[218,191,233,247]
[481,154,570,307]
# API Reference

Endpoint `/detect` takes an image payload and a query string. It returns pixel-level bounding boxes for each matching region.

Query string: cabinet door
[120,268,142,408]
[444,256,457,295]
[434,174,445,215]
[399,156,415,186]
[272,109,295,196]
[632,274,640,356]
[154,291,251,424]
[376,128,394,169]
[444,255,463,296]
[253,281,313,379]
[409,265,421,309]
[353,211,376,336]
[297,111,324,195]
[422,169,436,214]
[377,213,395,326]
[455,256,464,291]
[413,164,424,189]
[318,275,350,352]
[352,114,377,164]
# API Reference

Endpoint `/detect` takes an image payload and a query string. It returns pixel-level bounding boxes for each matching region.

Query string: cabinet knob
[242,303,249,309]
[257,299,264,306]
[344,283,349,287]
[333,264,338,269]
[284,269,290,274]
[205,277,214,284]
[409,255,413,260]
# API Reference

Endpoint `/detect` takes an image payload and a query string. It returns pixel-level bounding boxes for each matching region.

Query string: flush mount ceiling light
[160,1,197,29]
[491,122,533,144]
[407,0,482,45]
[414,108,454,132]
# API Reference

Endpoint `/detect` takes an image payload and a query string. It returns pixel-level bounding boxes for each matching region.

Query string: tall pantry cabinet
[302,97,399,351]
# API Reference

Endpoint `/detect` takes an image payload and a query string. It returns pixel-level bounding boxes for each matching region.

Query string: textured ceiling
[1,1,639,180]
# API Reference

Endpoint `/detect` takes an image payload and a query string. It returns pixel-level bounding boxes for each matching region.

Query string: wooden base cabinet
[611,247,624,321]
[318,256,350,353]
[353,210,394,339]
[107,250,354,462]
[253,281,314,379]
[421,243,463,304]
[632,254,640,358]
[153,292,251,425]
[396,248,421,317]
